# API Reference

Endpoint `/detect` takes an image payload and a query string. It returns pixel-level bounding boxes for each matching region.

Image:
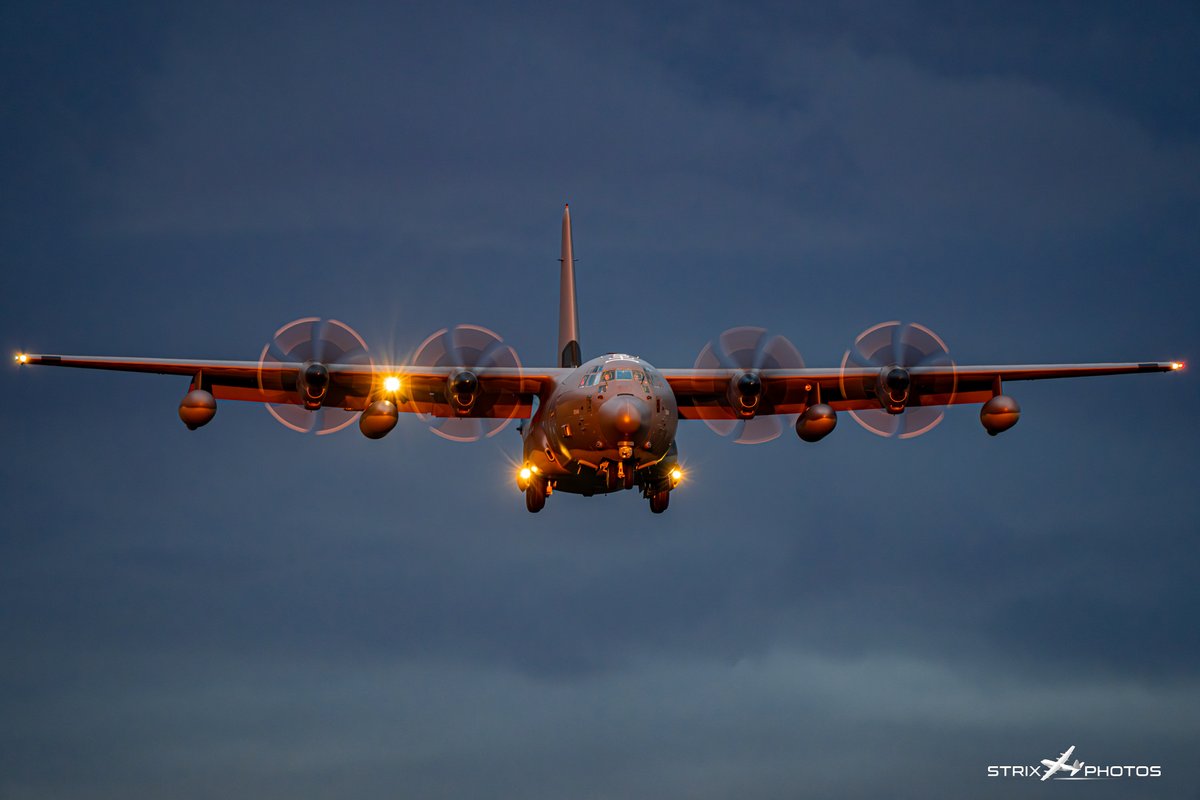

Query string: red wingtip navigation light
[1171,361,1185,371]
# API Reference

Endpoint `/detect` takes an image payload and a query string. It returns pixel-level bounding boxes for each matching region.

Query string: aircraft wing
[662,361,1183,420]
[16,354,567,418]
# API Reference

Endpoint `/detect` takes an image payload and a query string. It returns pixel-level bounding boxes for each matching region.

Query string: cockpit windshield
[578,365,650,387]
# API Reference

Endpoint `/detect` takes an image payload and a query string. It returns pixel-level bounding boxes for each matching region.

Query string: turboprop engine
[840,321,958,439]
[875,366,911,413]
[257,317,374,435]
[298,362,330,409]
[728,372,762,417]
[447,370,479,414]
[692,327,806,444]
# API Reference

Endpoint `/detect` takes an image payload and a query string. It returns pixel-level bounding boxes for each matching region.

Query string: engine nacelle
[796,403,837,442]
[874,366,911,413]
[179,389,217,430]
[359,399,399,439]
[448,370,479,414]
[980,395,1020,436]
[728,371,762,418]
[299,362,330,410]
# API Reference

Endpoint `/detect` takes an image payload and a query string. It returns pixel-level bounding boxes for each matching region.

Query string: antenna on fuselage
[558,204,582,368]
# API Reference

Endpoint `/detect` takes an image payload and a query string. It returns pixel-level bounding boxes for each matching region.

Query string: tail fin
[558,204,582,368]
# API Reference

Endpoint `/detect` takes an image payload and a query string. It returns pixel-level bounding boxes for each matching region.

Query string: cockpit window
[585,365,652,387]
[579,365,604,387]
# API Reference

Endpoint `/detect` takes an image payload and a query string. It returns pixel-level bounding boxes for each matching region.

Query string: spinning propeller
[410,324,522,442]
[258,317,373,435]
[694,327,805,444]
[839,321,956,439]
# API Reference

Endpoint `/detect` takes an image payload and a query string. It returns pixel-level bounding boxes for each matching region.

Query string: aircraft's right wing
[662,361,1184,419]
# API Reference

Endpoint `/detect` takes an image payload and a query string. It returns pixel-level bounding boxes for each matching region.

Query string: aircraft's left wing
[16,354,567,417]
[662,360,1184,419]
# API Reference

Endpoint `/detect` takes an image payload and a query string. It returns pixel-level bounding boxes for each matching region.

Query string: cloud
[4,645,1197,798]
[87,5,1199,258]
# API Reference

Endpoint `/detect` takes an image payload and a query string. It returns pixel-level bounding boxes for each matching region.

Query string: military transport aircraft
[15,206,1184,513]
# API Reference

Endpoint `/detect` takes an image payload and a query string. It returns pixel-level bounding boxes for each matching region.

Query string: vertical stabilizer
[558,204,582,368]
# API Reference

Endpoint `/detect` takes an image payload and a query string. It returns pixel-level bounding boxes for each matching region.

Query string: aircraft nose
[601,395,648,436]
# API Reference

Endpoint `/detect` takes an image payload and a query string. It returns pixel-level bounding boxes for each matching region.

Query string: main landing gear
[525,479,547,513]
[645,458,682,514]
[518,459,681,514]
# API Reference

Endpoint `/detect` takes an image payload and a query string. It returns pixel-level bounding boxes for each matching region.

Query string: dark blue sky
[3,3,1198,797]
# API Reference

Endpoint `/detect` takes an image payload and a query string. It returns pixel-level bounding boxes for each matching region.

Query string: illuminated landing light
[15,353,28,364]
[517,465,533,491]
[1171,361,1185,371]
[669,467,684,487]
[383,375,401,393]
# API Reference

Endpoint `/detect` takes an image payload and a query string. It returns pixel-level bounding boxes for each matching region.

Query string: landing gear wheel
[649,490,670,514]
[525,482,546,513]
[604,466,621,493]
[623,465,636,490]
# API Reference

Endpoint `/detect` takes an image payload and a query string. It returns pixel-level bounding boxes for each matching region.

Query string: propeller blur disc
[410,324,523,442]
[257,317,373,435]
[839,321,956,439]
[693,327,805,444]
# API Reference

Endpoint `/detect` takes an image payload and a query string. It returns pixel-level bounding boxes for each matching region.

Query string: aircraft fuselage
[522,354,679,496]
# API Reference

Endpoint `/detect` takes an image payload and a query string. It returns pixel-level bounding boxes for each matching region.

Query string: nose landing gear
[599,460,637,492]
[648,490,670,514]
